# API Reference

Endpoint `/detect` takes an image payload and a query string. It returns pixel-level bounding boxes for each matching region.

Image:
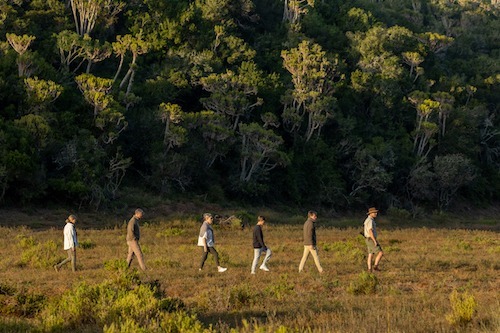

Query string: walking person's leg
[251,248,262,274]
[208,247,220,266]
[310,247,323,273]
[373,249,383,271]
[367,253,373,271]
[54,250,72,271]
[133,242,146,271]
[200,248,209,269]
[209,247,227,272]
[70,249,76,272]
[126,241,135,267]
[261,248,272,268]
[299,246,311,272]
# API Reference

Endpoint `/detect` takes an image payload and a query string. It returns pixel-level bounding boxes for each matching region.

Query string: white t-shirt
[363,216,377,238]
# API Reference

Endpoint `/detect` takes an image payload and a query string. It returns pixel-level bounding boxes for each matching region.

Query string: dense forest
[0,0,498,213]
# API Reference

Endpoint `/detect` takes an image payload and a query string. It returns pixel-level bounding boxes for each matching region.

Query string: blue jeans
[251,248,272,273]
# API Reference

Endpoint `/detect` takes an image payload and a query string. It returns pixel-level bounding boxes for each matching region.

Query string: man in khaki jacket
[299,210,323,273]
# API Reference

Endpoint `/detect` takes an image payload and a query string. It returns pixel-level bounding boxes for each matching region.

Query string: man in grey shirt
[126,208,146,271]
[299,210,323,273]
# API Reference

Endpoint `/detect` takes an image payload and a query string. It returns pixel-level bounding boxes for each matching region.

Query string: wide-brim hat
[367,207,378,215]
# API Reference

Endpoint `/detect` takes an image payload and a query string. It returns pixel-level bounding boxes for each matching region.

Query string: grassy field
[0,206,498,332]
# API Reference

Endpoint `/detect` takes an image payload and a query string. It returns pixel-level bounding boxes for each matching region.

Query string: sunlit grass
[0,210,498,332]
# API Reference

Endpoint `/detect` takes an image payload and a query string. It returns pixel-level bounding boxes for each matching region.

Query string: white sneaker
[251,271,256,274]
[218,267,227,273]
[259,265,269,272]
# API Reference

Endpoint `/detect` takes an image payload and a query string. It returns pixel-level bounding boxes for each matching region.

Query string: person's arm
[255,227,265,249]
[369,228,377,246]
[127,219,136,241]
[203,236,208,252]
[66,225,76,250]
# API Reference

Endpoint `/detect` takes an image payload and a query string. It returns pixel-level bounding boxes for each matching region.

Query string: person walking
[126,208,147,271]
[364,207,384,272]
[298,210,323,273]
[198,213,227,273]
[54,215,78,272]
[251,216,272,274]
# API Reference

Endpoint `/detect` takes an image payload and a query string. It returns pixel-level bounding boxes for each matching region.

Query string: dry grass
[0,208,498,332]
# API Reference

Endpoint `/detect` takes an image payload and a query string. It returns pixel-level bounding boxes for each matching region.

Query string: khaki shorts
[365,238,382,254]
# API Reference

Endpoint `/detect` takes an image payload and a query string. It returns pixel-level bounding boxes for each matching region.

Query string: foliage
[0,0,498,211]
[446,290,477,326]
[347,271,378,295]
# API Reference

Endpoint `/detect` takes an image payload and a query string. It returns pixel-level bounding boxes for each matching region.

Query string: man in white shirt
[54,215,78,272]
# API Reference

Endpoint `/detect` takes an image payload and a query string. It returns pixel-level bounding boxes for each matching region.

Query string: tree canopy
[0,0,498,213]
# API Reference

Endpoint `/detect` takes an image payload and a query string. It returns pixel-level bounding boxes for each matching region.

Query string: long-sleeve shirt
[126,216,140,241]
[303,218,316,246]
[253,224,266,249]
[197,221,214,247]
[63,222,78,250]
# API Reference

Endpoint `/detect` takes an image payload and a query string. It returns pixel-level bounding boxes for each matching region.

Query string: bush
[265,274,294,300]
[228,284,257,310]
[322,240,364,263]
[18,236,59,268]
[347,272,378,295]
[79,239,96,249]
[446,290,477,326]
[156,228,186,237]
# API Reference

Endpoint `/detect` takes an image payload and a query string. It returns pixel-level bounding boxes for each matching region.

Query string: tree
[69,0,124,36]
[434,154,475,210]
[117,33,150,95]
[158,103,187,151]
[283,0,314,26]
[5,33,36,77]
[281,40,341,141]
[238,122,288,183]
[200,61,264,131]
[24,77,63,114]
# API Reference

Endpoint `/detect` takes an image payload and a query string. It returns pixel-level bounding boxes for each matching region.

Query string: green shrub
[156,227,186,237]
[322,240,364,263]
[347,272,378,295]
[19,239,59,268]
[159,297,186,313]
[265,274,294,300]
[228,284,257,310]
[446,290,477,326]
[79,239,96,249]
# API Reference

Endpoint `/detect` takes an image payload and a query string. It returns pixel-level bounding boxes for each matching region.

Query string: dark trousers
[200,247,219,269]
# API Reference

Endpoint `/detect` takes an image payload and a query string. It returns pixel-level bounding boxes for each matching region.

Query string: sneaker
[259,265,269,272]
[53,265,59,272]
[251,271,256,275]
[218,267,227,273]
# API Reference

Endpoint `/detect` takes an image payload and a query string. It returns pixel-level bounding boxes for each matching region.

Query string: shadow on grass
[198,310,290,329]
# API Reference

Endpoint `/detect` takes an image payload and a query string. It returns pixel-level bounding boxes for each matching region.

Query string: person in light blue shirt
[54,215,78,272]
[198,213,227,273]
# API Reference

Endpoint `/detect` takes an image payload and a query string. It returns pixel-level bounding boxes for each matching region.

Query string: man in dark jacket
[251,216,272,274]
[298,210,323,273]
[126,208,146,270]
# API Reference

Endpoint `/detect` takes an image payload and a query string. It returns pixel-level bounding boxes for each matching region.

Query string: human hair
[135,208,144,215]
[203,213,213,221]
[66,215,77,223]
[308,210,317,218]
[257,215,265,223]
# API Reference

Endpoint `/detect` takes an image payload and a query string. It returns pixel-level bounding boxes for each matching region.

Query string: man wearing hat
[363,207,384,272]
